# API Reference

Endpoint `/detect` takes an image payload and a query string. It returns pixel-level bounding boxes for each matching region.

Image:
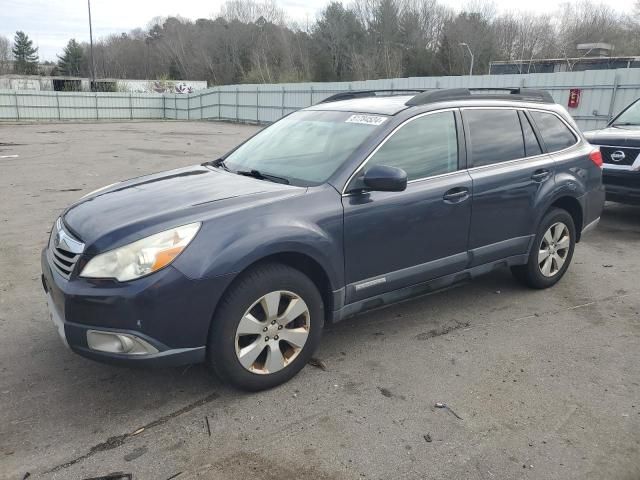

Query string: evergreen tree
[168,60,181,80]
[57,39,84,76]
[12,31,39,74]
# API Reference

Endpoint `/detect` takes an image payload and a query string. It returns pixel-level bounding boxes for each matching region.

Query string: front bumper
[603,170,640,205]
[41,249,233,367]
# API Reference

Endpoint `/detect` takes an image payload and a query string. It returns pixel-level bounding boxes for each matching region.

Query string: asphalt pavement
[0,121,638,480]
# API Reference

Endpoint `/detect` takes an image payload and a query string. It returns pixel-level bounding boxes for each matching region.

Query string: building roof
[490,55,640,65]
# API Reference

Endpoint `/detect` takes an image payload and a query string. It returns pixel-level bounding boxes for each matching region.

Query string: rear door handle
[443,187,470,203]
[531,169,551,182]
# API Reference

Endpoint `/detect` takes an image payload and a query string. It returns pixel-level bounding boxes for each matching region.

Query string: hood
[63,165,303,253]
[584,125,640,148]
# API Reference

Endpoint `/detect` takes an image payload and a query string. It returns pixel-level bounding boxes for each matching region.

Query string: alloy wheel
[234,290,310,374]
[538,222,571,277]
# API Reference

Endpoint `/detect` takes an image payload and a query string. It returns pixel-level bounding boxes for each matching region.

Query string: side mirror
[362,165,407,192]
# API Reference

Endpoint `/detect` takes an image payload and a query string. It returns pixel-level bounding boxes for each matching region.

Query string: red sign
[568,89,581,108]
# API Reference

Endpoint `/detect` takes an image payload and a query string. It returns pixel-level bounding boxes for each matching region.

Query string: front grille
[600,146,639,166]
[48,218,84,280]
[51,245,80,279]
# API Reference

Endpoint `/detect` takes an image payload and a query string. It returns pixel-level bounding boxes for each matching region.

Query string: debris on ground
[378,387,393,398]
[435,402,463,420]
[603,264,613,268]
[22,473,30,480]
[132,427,145,436]
[308,357,327,371]
[424,434,432,443]
[205,416,211,436]
[82,473,132,480]
[124,446,148,462]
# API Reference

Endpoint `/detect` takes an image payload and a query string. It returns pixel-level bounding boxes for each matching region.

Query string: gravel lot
[1,121,639,480]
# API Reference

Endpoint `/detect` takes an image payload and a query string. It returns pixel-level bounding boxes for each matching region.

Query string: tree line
[1,0,639,84]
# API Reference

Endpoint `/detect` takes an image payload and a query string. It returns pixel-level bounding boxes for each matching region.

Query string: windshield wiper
[236,169,290,185]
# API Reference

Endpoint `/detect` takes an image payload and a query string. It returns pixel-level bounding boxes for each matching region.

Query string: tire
[207,263,324,391]
[511,208,576,289]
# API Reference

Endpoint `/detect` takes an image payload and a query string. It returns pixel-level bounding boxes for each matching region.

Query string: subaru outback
[41,88,604,390]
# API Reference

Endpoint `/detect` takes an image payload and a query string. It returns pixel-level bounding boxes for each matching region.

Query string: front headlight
[80,222,201,282]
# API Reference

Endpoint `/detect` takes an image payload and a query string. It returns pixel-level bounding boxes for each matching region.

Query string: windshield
[612,100,640,126]
[222,110,386,185]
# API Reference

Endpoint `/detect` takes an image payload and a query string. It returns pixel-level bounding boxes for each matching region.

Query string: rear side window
[530,111,577,152]
[366,111,458,181]
[464,109,524,167]
[519,112,542,157]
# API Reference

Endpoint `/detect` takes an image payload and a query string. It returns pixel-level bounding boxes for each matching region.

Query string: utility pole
[459,42,474,76]
[88,0,96,90]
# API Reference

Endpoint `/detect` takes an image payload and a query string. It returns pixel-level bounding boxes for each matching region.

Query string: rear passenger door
[463,108,552,266]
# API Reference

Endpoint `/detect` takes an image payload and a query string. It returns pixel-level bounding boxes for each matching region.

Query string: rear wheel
[207,263,324,391]
[511,208,576,289]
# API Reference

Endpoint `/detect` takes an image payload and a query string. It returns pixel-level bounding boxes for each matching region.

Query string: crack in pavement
[44,392,220,475]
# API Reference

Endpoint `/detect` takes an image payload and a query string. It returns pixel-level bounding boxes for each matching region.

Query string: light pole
[88,0,96,89]
[459,42,474,76]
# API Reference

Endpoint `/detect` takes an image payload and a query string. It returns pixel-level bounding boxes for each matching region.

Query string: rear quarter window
[530,111,577,153]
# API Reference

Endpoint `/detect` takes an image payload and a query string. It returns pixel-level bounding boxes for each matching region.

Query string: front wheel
[511,208,576,289]
[207,263,324,391]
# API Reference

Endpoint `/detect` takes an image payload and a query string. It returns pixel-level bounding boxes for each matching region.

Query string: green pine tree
[57,39,84,76]
[12,31,39,74]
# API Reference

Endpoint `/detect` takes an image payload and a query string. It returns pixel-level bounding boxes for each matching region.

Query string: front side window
[223,110,384,186]
[464,109,525,167]
[530,111,577,153]
[364,111,458,181]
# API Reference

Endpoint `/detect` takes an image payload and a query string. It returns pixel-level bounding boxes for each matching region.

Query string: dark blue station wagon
[42,88,605,390]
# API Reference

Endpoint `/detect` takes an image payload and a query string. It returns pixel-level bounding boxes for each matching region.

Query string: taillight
[589,150,603,168]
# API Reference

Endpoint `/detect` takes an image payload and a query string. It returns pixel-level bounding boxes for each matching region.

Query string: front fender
[172,186,344,290]
[207,223,342,288]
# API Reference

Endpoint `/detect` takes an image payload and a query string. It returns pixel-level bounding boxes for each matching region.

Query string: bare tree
[555,1,629,64]
[220,0,286,25]
[42,0,638,84]
[0,35,11,74]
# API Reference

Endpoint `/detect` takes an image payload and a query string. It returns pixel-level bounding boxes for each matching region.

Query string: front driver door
[342,109,472,304]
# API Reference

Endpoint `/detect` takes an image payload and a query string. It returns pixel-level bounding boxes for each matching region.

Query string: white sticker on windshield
[345,114,387,126]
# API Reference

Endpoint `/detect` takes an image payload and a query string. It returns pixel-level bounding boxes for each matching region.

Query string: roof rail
[405,88,555,106]
[320,89,426,103]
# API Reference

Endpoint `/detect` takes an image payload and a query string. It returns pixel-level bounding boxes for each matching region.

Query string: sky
[0,0,633,61]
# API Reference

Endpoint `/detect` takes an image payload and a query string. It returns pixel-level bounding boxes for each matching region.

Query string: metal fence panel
[188,69,639,130]
[1,69,639,130]
[0,90,167,121]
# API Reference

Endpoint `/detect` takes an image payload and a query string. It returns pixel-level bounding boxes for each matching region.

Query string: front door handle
[531,169,551,182]
[443,187,470,203]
